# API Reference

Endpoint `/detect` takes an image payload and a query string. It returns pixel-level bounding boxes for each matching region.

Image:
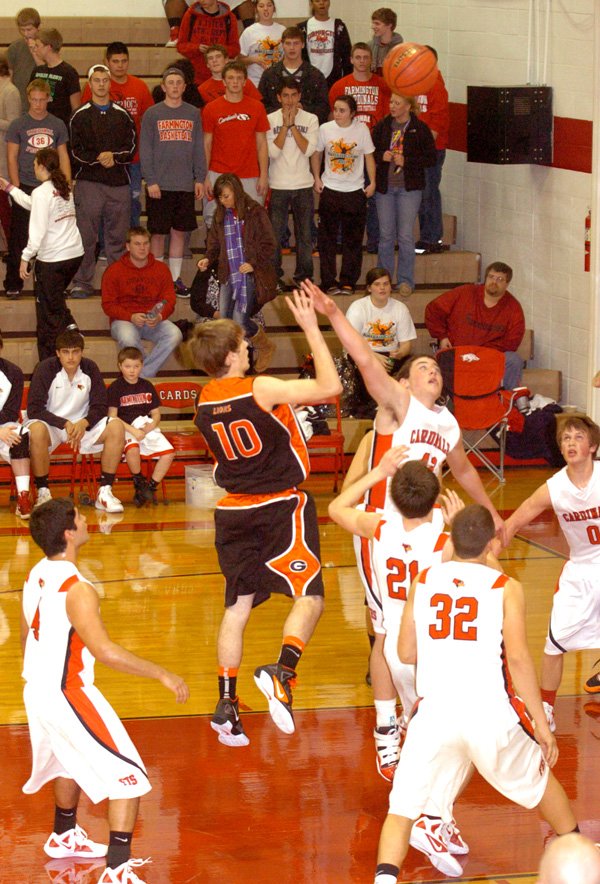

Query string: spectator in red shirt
[202,60,269,227]
[329,41,390,253]
[81,42,153,227]
[415,47,450,254]
[425,261,526,389]
[177,0,240,85]
[101,226,183,378]
[199,43,262,104]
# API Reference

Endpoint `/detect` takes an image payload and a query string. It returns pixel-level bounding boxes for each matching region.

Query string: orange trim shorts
[215,488,324,608]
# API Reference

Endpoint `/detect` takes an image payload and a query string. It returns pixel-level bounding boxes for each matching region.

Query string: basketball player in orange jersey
[374,505,578,884]
[503,415,600,731]
[21,499,189,884]
[191,289,342,746]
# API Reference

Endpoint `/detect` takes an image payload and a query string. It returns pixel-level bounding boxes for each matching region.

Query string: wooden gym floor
[0,467,598,883]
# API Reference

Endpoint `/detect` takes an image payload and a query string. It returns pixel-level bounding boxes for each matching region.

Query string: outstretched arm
[253,288,342,410]
[503,482,551,547]
[66,582,189,703]
[329,445,408,537]
[445,440,504,539]
[300,279,408,418]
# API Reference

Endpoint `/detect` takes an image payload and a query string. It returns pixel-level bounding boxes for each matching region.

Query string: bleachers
[0,15,562,457]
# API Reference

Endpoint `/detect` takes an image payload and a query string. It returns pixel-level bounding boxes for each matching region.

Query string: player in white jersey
[373,505,578,884]
[504,415,600,731]
[22,498,189,884]
[303,279,503,527]
[331,449,470,876]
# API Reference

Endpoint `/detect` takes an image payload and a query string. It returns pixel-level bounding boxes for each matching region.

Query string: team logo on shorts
[539,758,546,777]
[289,559,308,573]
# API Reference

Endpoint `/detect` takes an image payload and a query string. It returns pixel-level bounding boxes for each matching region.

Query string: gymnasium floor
[0,467,598,883]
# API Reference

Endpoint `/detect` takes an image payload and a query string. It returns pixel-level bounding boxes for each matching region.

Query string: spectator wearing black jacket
[259,27,329,123]
[25,328,126,512]
[297,0,352,88]
[69,64,136,298]
[372,94,436,298]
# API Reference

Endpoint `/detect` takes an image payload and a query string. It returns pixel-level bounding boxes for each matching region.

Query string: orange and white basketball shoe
[44,825,108,859]
[409,815,463,877]
[374,724,401,783]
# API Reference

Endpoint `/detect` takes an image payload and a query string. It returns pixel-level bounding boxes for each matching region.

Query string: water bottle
[146,299,167,321]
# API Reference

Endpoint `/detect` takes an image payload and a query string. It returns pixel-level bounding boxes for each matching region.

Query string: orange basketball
[383,43,438,96]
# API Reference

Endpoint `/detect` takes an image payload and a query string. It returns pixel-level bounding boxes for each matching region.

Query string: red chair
[436,346,518,482]
[304,396,346,491]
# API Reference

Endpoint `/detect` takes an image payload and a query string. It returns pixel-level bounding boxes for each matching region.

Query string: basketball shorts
[124,416,174,458]
[23,682,151,804]
[0,422,28,463]
[545,560,600,655]
[146,190,197,234]
[388,696,549,821]
[215,488,324,608]
[25,416,114,455]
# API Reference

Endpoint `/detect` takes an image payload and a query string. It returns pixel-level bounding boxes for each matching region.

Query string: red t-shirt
[328,74,390,130]
[81,75,153,162]
[202,95,269,177]
[199,77,262,105]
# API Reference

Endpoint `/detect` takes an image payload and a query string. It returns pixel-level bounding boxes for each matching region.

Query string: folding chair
[436,346,518,483]
[304,396,346,491]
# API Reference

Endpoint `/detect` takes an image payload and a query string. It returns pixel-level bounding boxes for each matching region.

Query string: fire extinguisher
[585,209,591,272]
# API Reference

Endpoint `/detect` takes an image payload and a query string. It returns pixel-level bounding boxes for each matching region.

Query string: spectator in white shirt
[0,146,82,360]
[267,76,318,287]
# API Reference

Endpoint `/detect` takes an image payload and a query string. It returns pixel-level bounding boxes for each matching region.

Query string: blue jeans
[129,162,143,228]
[220,276,257,337]
[269,187,314,282]
[418,149,445,244]
[111,319,183,378]
[503,351,524,390]
[376,187,423,288]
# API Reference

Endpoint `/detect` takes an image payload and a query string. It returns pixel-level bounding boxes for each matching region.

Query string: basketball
[383,43,438,96]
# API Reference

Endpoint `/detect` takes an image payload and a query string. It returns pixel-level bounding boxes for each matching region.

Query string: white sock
[15,475,30,492]
[374,698,397,729]
[374,873,398,884]
[169,257,183,281]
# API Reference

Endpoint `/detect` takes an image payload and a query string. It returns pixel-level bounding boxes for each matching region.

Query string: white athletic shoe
[543,700,557,733]
[442,818,469,855]
[374,724,401,783]
[409,815,463,877]
[98,858,151,884]
[43,825,108,859]
[34,486,52,508]
[95,485,124,513]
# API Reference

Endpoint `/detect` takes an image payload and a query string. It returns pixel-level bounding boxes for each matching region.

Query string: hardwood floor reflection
[0,468,596,883]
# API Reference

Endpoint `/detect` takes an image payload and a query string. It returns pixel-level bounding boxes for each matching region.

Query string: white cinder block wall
[337,0,596,409]
[2,0,596,407]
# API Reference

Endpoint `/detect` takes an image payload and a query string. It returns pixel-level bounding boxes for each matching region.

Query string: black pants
[34,255,82,360]
[5,183,34,293]
[317,187,366,290]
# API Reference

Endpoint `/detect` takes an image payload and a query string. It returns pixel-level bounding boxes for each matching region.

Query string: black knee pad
[10,432,30,460]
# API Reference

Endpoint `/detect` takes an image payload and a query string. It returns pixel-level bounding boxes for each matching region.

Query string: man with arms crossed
[374,505,577,884]
[190,290,341,746]
[22,498,188,884]
[504,415,600,729]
